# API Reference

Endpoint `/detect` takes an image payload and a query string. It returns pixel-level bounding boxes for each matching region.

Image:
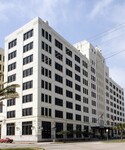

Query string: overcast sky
[0,0,125,89]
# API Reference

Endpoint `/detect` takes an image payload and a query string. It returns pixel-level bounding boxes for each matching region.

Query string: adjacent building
[1,17,124,142]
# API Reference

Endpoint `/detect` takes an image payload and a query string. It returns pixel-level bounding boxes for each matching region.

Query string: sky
[0,0,125,89]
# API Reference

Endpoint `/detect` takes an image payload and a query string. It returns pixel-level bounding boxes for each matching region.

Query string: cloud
[0,0,85,27]
[88,0,114,19]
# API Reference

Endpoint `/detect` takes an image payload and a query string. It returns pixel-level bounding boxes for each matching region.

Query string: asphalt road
[1,141,125,150]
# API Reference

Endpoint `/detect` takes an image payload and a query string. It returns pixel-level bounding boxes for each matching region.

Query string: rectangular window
[75,94,81,101]
[23,42,33,53]
[55,98,63,106]
[23,94,33,103]
[75,64,80,72]
[8,39,17,49]
[66,101,73,109]
[66,112,73,120]
[22,121,32,135]
[8,50,16,60]
[66,68,72,77]
[75,84,81,91]
[55,110,63,118]
[23,67,33,78]
[75,74,81,82]
[75,55,80,63]
[23,29,33,41]
[23,54,33,65]
[41,67,51,78]
[41,54,52,66]
[82,60,88,68]
[75,104,81,111]
[55,39,63,50]
[66,90,73,98]
[66,47,72,57]
[8,62,16,71]
[7,110,15,118]
[8,74,16,83]
[23,80,33,90]
[41,107,51,117]
[55,50,63,61]
[83,106,89,113]
[66,79,72,88]
[7,123,15,135]
[7,98,15,106]
[55,74,63,83]
[41,93,51,103]
[55,86,63,95]
[41,80,51,91]
[22,107,32,116]
[55,62,63,72]
[66,58,72,67]
[76,114,81,121]
[0,102,3,113]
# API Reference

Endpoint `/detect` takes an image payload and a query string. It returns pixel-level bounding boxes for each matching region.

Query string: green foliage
[114,123,125,140]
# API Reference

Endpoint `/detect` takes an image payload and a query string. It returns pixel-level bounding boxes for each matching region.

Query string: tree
[0,72,19,101]
[114,123,125,140]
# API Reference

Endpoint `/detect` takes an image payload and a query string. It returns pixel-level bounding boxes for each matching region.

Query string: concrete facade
[1,17,124,142]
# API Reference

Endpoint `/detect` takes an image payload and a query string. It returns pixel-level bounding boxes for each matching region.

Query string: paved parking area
[1,141,125,150]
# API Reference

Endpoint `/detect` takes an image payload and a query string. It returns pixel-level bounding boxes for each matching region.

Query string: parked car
[0,138,13,143]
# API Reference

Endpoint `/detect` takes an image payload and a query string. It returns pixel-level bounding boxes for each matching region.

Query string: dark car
[0,138,13,143]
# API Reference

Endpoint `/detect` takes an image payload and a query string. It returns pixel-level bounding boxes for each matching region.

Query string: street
[1,141,125,150]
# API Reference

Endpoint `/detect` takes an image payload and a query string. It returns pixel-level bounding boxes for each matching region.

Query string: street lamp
[106,129,108,141]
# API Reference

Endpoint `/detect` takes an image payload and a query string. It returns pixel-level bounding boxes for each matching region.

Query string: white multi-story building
[1,17,124,142]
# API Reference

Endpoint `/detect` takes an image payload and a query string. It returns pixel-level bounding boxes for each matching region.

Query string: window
[55,50,63,61]
[23,54,33,65]
[8,50,16,60]
[66,58,72,67]
[66,101,73,109]
[7,99,15,106]
[41,80,51,91]
[42,121,51,139]
[55,74,63,83]
[41,93,51,103]
[83,97,88,104]
[23,80,33,90]
[22,121,32,135]
[75,74,81,82]
[55,39,63,50]
[7,123,15,135]
[83,69,88,77]
[23,94,33,103]
[66,79,72,88]
[8,39,17,49]
[83,88,88,95]
[92,109,96,115]
[41,107,51,117]
[8,62,16,71]
[83,106,89,113]
[75,94,81,101]
[55,86,63,95]
[8,74,16,83]
[23,42,33,53]
[66,47,72,57]
[83,116,89,122]
[75,84,81,91]
[41,28,52,42]
[76,114,81,121]
[23,29,33,41]
[0,102,3,113]
[75,55,80,63]
[41,54,52,66]
[75,64,80,72]
[7,110,15,118]
[55,62,63,72]
[66,112,73,120]
[83,78,88,86]
[66,90,73,98]
[56,122,63,139]
[55,98,63,106]
[41,67,51,78]
[82,60,88,68]
[67,124,73,138]
[23,67,33,78]
[92,100,96,106]
[41,41,52,54]
[55,110,63,118]
[75,104,81,111]
[22,107,32,116]
[66,68,72,77]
